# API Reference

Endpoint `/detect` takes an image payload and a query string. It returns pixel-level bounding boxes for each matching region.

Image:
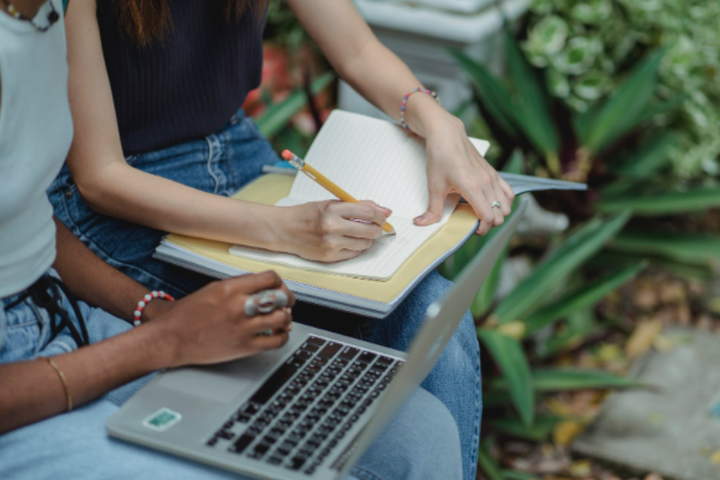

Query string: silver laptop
[107,198,528,480]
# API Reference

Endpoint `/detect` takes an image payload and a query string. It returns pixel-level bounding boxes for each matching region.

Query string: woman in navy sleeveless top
[50,2,515,477]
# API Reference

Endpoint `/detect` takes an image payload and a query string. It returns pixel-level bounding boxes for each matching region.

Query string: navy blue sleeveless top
[97,1,266,155]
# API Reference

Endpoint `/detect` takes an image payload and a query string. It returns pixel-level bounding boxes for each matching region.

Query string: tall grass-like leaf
[255,72,335,138]
[538,309,596,357]
[500,471,540,480]
[478,444,506,480]
[490,368,644,391]
[613,135,676,177]
[596,186,720,215]
[504,26,559,160]
[490,415,561,441]
[478,330,535,426]
[492,212,631,324]
[631,95,686,129]
[582,48,667,153]
[449,49,521,138]
[609,233,720,265]
[523,262,646,336]
[588,251,714,280]
[471,249,506,317]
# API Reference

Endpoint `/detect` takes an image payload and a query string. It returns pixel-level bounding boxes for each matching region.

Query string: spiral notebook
[155,110,586,317]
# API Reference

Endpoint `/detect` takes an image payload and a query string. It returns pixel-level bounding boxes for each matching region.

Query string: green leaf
[478,444,506,480]
[500,470,540,480]
[255,72,335,138]
[582,48,667,153]
[490,415,562,441]
[492,212,631,324]
[596,186,720,215]
[449,49,521,138]
[503,26,559,158]
[609,233,720,266]
[504,149,524,174]
[523,262,646,336]
[478,330,535,426]
[588,251,713,280]
[539,309,597,358]
[612,135,676,177]
[631,95,686,128]
[471,248,506,317]
[490,368,644,392]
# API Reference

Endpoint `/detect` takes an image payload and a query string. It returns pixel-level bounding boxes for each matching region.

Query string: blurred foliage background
[252,1,720,478]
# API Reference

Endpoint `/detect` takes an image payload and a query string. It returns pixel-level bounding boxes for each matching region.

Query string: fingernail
[414,215,426,223]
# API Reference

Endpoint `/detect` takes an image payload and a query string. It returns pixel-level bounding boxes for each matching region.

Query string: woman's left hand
[413,112,516,236]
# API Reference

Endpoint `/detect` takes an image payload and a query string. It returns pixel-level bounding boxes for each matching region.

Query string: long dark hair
[119,0,270,46]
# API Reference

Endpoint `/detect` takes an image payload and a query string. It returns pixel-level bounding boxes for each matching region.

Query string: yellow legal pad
[160,174,478,315]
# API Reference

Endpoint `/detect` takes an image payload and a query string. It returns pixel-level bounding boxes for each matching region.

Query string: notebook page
[289,111,428,217]
[288,110,490,218]
[228,196,458,280]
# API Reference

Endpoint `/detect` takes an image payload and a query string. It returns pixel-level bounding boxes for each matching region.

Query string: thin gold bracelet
[42,357,73,412]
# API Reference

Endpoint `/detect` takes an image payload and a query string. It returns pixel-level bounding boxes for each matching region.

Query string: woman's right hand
[274,200,391,263]
[153,271,295,368]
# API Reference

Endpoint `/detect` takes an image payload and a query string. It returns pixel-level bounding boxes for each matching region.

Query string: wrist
[402,93,452,138]
[135,319,182,370]
[141,298,174,323]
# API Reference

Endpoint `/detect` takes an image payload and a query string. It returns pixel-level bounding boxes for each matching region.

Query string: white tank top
[0,0,73,297]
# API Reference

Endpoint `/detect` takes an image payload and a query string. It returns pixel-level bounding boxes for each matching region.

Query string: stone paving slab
[574,328,720,480]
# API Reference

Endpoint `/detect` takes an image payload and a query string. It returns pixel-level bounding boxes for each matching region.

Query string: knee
[355,389,463,480]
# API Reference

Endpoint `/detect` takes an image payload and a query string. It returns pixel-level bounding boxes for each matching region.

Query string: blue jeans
[0,270,462,480]
[49,109,481,480]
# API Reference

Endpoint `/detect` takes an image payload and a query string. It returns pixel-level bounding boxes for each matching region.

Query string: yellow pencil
[281,150,396,235]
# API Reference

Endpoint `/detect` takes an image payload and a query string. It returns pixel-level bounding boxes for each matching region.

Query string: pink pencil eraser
[281,150,294,161]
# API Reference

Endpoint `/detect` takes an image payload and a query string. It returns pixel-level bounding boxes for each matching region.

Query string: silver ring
[244,289,289,317]
[490,201,501,209]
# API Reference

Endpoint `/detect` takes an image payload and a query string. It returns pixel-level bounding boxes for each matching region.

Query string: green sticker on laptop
[143,408,182,431]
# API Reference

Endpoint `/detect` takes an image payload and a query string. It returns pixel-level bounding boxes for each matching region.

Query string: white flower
[527,15,569,56]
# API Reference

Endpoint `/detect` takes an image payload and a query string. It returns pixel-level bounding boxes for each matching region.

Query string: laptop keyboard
[205,336,403,475]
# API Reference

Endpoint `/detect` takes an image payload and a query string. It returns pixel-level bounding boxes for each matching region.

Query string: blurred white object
[516,193,570,237]
[341,0,531,119]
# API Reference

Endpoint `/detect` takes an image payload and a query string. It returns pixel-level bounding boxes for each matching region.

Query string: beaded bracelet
[133,291,175,326]
[400,88,442,135]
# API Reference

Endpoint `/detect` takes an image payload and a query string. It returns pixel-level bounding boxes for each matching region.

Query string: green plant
[441,206,646,478]
[451,25,720,275]
[522,0,720,179]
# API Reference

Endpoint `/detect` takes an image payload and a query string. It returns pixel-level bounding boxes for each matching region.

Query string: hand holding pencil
[282,150,396,235]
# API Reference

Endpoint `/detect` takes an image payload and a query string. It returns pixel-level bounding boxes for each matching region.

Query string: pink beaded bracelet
[400,88,442,135]
[133,291,175,326]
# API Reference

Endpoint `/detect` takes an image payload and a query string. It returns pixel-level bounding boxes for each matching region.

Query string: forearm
[0,322,173,434]
[53,217,154,321]
[338,41,451,138]
[289,0,452,138]
[76,162,282,250]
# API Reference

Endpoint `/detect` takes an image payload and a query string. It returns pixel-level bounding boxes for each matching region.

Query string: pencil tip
[387,228,396,235]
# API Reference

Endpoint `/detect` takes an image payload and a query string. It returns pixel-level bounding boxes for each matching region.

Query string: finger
[361,201,393,218]
[490,182,510,223]
[251,330,290,352]
[338,236,374,253]
[498,177,516,208]
[332,202,387,227]
[462,188,495,236]
[224,270,284,296]
[481,181,505,228]
[338,218,383,240]
[250,308,292,334]
[415,180,446,226]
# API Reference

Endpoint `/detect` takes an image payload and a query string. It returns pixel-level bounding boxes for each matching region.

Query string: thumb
[415,186,445,226]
